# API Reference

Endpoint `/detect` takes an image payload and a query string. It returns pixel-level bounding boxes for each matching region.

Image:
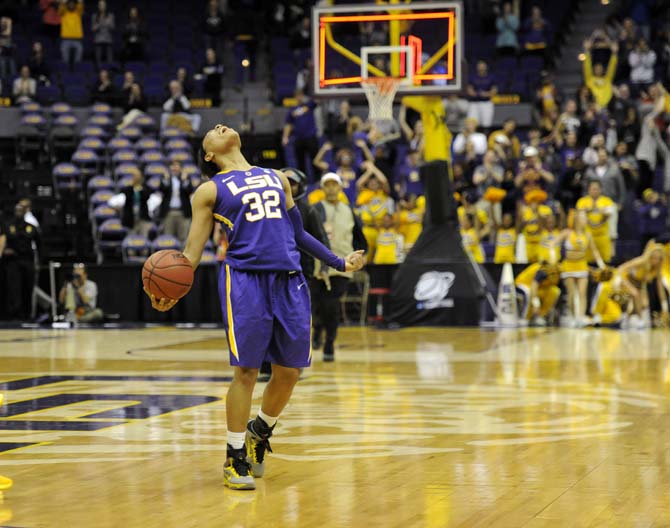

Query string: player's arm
[183,181,216,269]
[276,171,365,272]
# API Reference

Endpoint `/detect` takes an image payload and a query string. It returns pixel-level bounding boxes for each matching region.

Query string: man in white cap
[311,172,367,361]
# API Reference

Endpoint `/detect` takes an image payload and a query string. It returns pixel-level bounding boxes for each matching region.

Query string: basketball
[142,250,194,300]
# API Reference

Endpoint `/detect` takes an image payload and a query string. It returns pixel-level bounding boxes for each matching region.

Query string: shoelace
[231,454,253,476]
[254,437,273,462]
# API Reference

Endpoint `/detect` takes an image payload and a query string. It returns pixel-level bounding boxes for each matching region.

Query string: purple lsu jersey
[212,166,301,271]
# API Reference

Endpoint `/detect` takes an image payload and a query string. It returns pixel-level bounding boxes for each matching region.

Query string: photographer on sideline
[58,263,104,323]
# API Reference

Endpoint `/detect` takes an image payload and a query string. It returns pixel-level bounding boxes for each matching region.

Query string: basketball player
[146,124,365,490]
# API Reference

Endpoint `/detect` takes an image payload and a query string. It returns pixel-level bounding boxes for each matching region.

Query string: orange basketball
[142,250,194,300]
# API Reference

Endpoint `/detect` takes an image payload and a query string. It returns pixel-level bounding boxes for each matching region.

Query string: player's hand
[344,250,366,272]
[144,288,179,312]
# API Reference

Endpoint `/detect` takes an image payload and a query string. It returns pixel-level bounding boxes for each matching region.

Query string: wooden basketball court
[1,326,669,527]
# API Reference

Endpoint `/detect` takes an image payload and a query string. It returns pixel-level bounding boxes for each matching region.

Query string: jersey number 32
[242,190,282,222]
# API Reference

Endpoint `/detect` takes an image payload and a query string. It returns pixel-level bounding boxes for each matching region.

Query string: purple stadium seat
[20,101,42,114]
[135,137,161,153]
[164,138,190,152]
[93,204,119,225]
[72,148,101,176]
[140,150,165,165]
[146,175,161,191]
[87,175,115,194]
[199,250,217,265]
[64,85,90,105]
[52,162,81,191]
[115,162,140,180]
[112,149,138,166]
[151,234,181,252]
[107,137,133,153]
[134,114,156,131]
[98,219,128,261]
[122,234,151,264]
[36,85,60,104]
[81,125,107,138]
[91,102,113,116]
[116,174,134,189]
[54,114,79,127]
[167,150,193,163]
[88,114,113,129]
[160,127,187,142]
[144,162,168,178]
[90,189,114,208]
[181,163,199,178]
[118,126,142,141]
[50,102,73,116]
[79,137,106,154]
[20,113,47,128]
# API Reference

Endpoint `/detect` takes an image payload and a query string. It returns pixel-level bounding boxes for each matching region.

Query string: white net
[361,77,402,137]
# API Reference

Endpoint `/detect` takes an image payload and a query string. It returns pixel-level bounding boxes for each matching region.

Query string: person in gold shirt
[582,36,618,109]
[487,119,521,159]
[460,213,485,263]
[397,194,425,253]
[400,96,452,162]
[518,196,552,263]
[515,262,561,326]
[457,190,491,241]
[373,214,404,265]
[494,212,517,264]
[576,179,615,263]
[356,161,394,261]
[59,0,84,65]
[589,268,629,327]
[617,242,668,328]
[538,212,561,264]
[555,210,605,326]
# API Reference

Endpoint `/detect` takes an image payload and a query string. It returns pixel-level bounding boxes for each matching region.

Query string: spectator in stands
[460,213,485,263]
[158,161,193,243]
[638,189,668,247]
[123,83,147,114]
[488,118,521,159]
[161,80,200,133]
[310,172,367,361]
[39,0,61,44]
[91,68,116,105]
[613,141,639,191]
[290,16,311,50]
[92,0,115,66]
[396,148,423,200]
[554,99,581,138]
[121,6,146,62]
[18,199,39,229]
[583,37,618,109]
[327,99,351,144]
[203,0,226,58]
[283,89,319,181]
[295,58,313,96]
[163,80,190,113]
[356,162,394,260]
[453,117,488,157]
[466,60,497,129]
[0,16,16,79]
[397,194,424,253]
[200,48,224,106]
[175,67,193,98]
[121,70,135,100]
[583,133,605,167]
[474,150,504,196]
[28,42,51,86]
[628,38,656,96]
[59,0,84,66]
[495,1,519,56]
[443,93,469,134]
[118,167,153,238]
[515,146,555,193]
[3,202,40,321]
[58,263,104,323]
[522,6,550,58]
[12,66,37,105]
[609,84,634,126]
[313,142,364,204]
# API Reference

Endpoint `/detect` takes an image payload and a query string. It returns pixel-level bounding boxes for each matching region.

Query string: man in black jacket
[120,167,153,238]
[310,172,367,361]
[159,160,193,242]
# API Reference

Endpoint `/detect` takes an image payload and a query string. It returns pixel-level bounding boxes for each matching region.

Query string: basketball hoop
[360,77,402,123]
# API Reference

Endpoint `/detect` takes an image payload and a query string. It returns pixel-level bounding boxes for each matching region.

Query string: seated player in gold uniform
[494,212,517,264]
[460,213,485,263]
[617,242,669,328]
[554,210,605,326]
[514,262,561,326]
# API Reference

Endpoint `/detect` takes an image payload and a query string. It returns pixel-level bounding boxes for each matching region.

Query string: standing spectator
[3,202,40,321]
[175,67,193,98]
[628,38,656,96]
[58,264,104,323]
[12,66,37,105]
[200,48,223,106]
[515,146,555,193]
[609,84,634,127]
[495,1,519,56]
[39,0,61,44]
[283,89,320,180]
[396,148,423,199]
[290,16,311,50]
[522,6,550,58]
[583,37,618,109]
[19,198,40,229]
[473,150,504,196]
[59,0,84,66]
[203,0,226,58]
[92,0,115,66]
[158,161,193,243]
[452,117,488,156]
[0,16,16,79]
[637,189,668,247]
[613,141,639,191]
[117,167,153,238]
[466,60,497,129]
[313,143,364,204]
[443,93,469,134]
[555,99,581,138]
[28,42,51,85]
[121,6,146,62]
[295,58,313,96]
[618,106,640,153]
[310,173,367,361]
[91,68,116,105]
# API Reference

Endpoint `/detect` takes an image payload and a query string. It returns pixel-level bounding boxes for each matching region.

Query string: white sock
[227,430,246,450]
[258,409,278,428]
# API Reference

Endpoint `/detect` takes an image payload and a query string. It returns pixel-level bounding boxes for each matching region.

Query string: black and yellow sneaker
[245,418,274,478]
[223,445,256,490]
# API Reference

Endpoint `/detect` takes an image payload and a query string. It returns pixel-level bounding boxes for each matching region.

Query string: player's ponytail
[197,145,220,179]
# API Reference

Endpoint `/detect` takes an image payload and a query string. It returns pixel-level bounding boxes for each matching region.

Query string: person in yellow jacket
[515,262,561,326]
[59,0,84,65]
[519,199,553,263]
[460,213,485,263]
[555,210,605,326]
[397,194,424,253]
[494,212,517,263]
[356,161,394,262]
[583,37,618,109]
[617,242,668,327]
[576,179,615,263]
[538,212,561,264]
[373,214,404,265]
